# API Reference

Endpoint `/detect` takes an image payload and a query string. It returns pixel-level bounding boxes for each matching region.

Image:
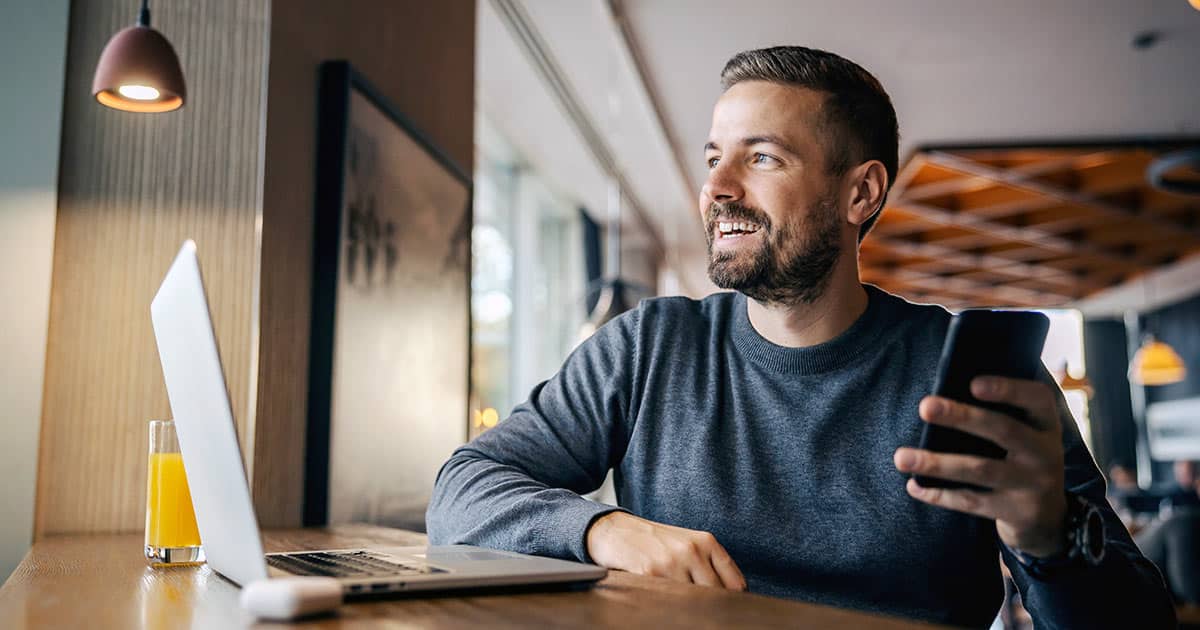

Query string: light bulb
[117,84,161,101]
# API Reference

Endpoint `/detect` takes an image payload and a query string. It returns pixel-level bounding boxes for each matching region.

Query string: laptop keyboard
[266,551,447,578]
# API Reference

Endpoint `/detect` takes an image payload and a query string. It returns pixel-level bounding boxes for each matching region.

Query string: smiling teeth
[718,221,759,233]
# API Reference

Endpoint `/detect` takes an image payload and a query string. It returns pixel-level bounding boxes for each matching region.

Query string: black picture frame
[305,60,472,527]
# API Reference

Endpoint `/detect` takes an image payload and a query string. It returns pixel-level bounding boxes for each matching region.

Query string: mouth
[712,220,764,247]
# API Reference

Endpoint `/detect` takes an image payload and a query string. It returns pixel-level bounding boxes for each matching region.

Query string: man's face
[700,81,845,305]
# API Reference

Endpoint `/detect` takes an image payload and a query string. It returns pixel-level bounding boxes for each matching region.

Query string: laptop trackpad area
[420,550,511,562]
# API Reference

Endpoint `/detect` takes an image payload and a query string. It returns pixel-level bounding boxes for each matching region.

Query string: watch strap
[1009,493,1105,579]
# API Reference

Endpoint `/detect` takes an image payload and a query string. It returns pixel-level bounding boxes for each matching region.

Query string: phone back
[914,309,1050,490]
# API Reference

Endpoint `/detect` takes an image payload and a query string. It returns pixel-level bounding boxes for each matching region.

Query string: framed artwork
[306,61,472,528]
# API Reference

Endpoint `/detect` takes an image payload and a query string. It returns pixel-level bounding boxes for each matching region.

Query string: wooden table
[0,524,947,628]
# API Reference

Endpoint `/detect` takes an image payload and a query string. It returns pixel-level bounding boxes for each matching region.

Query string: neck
[745,254,868,348]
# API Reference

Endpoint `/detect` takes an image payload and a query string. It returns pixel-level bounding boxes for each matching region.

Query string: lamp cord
[138,0,150,26]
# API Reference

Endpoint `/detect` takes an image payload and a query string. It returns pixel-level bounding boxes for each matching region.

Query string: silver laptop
[150,240,606,595]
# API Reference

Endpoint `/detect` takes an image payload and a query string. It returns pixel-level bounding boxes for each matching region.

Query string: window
[470,117,585,440]
[1038,309,1092,449]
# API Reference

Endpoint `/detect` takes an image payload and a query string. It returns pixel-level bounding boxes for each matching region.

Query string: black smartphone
[913,309,1050,490]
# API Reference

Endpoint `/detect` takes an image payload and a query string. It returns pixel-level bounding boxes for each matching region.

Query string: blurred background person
[1136,460,1200,606]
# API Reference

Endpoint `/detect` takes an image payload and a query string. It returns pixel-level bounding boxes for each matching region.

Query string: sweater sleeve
[424,308,639,563]
[1001,369,1176,628]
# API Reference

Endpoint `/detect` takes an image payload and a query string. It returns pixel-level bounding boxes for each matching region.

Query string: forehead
[709,81,826,148]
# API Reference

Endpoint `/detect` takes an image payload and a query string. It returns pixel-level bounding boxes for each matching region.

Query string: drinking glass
[145,420,204,564]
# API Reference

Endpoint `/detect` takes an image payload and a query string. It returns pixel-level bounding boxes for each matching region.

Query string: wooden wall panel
[255,0,476,527]
[35,0,268,536]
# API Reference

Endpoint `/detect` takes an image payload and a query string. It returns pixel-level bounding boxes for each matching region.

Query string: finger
[919,396,1037,453]
[644,547,691,583]
[895,448,1027,489]
[969,376,1059,431]
[687,559,723,588]
[906,478,998,520]
[708,543,748,591]
[654,561,691,584]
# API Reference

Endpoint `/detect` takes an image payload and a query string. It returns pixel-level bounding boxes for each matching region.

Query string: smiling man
[427,46,1173,627]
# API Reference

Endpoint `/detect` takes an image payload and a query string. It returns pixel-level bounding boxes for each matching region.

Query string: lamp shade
[92,25,186,113]
[1129,336,1187,386]
[1058,370,1095,397]
[1146,147,1200,197]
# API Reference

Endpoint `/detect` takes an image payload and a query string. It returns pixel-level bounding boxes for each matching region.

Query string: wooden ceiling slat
[1141,187,1200,213]
[914,232,1000,250]
[888,154,929,201]
[1011,150,1121,176]
[1072,154,1154,196]
[951,185,1047,213]
[1084,224,1184,246]
[901,176,995,202]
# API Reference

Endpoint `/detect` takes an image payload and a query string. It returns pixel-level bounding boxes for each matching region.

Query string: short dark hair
[720,46,899,242]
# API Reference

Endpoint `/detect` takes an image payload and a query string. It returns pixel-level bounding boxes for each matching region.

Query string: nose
[701,161,744,205]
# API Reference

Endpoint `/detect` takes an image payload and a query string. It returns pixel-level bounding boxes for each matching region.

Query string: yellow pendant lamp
[1129,334,1187,386]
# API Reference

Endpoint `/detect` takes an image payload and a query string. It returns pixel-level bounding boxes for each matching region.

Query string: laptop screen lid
[150,240,269,586]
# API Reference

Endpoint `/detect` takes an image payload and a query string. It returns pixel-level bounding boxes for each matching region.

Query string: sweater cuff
[1001,540,1082,584]
[536,496,629,564]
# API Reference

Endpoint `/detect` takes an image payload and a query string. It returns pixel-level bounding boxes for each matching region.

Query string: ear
[843,160,889,227]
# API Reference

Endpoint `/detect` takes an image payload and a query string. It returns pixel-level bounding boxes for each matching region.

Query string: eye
[752,153,779,166]
[706,156,720,169]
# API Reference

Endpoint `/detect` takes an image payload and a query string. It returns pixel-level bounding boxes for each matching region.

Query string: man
[1138,460,1200,604]
[427,46,1173,627]
[1168,460,1200,510]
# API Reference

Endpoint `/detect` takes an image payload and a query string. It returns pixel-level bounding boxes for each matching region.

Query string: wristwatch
[1009,493,1106,579]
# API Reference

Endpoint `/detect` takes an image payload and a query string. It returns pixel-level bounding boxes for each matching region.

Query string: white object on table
[240,577,343,621]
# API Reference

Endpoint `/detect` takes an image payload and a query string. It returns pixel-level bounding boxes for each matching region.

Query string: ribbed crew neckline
[731,284,895,374]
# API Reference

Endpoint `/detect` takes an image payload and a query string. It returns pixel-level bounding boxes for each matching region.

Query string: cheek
[752,180,802,220]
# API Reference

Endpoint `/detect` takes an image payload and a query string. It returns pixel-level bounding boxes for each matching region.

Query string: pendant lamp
[1146,147,1200,197]
[1057,361,1094,397]
[1128,275,1187,386]
[577,66,650,341]
[587,180,633,325]
[93,0,186,113]
[578,179,637,340]
[1129,334,1187,386]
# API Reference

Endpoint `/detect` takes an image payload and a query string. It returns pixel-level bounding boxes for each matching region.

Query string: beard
[705,194,842,306]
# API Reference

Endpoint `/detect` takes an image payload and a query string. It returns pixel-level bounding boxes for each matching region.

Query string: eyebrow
[704,135,801,156]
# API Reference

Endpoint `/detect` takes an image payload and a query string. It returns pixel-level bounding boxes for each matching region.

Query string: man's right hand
[585,511,747,591]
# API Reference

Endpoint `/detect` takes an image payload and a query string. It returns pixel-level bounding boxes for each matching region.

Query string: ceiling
[861,142,1200,309]
[489,0,1200,304]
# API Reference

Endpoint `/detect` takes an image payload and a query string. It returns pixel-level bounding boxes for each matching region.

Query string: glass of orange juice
[145,420,204,564]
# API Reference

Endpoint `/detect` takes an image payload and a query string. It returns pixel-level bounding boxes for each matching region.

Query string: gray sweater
[427,286,1173,627]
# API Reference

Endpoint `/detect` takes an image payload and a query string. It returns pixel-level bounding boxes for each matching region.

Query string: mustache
[705,202,770,230]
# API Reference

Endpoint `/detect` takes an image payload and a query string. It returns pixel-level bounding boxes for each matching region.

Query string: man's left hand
[893,376,1069,558]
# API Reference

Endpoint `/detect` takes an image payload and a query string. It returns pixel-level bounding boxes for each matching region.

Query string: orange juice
[145,452,201,548]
